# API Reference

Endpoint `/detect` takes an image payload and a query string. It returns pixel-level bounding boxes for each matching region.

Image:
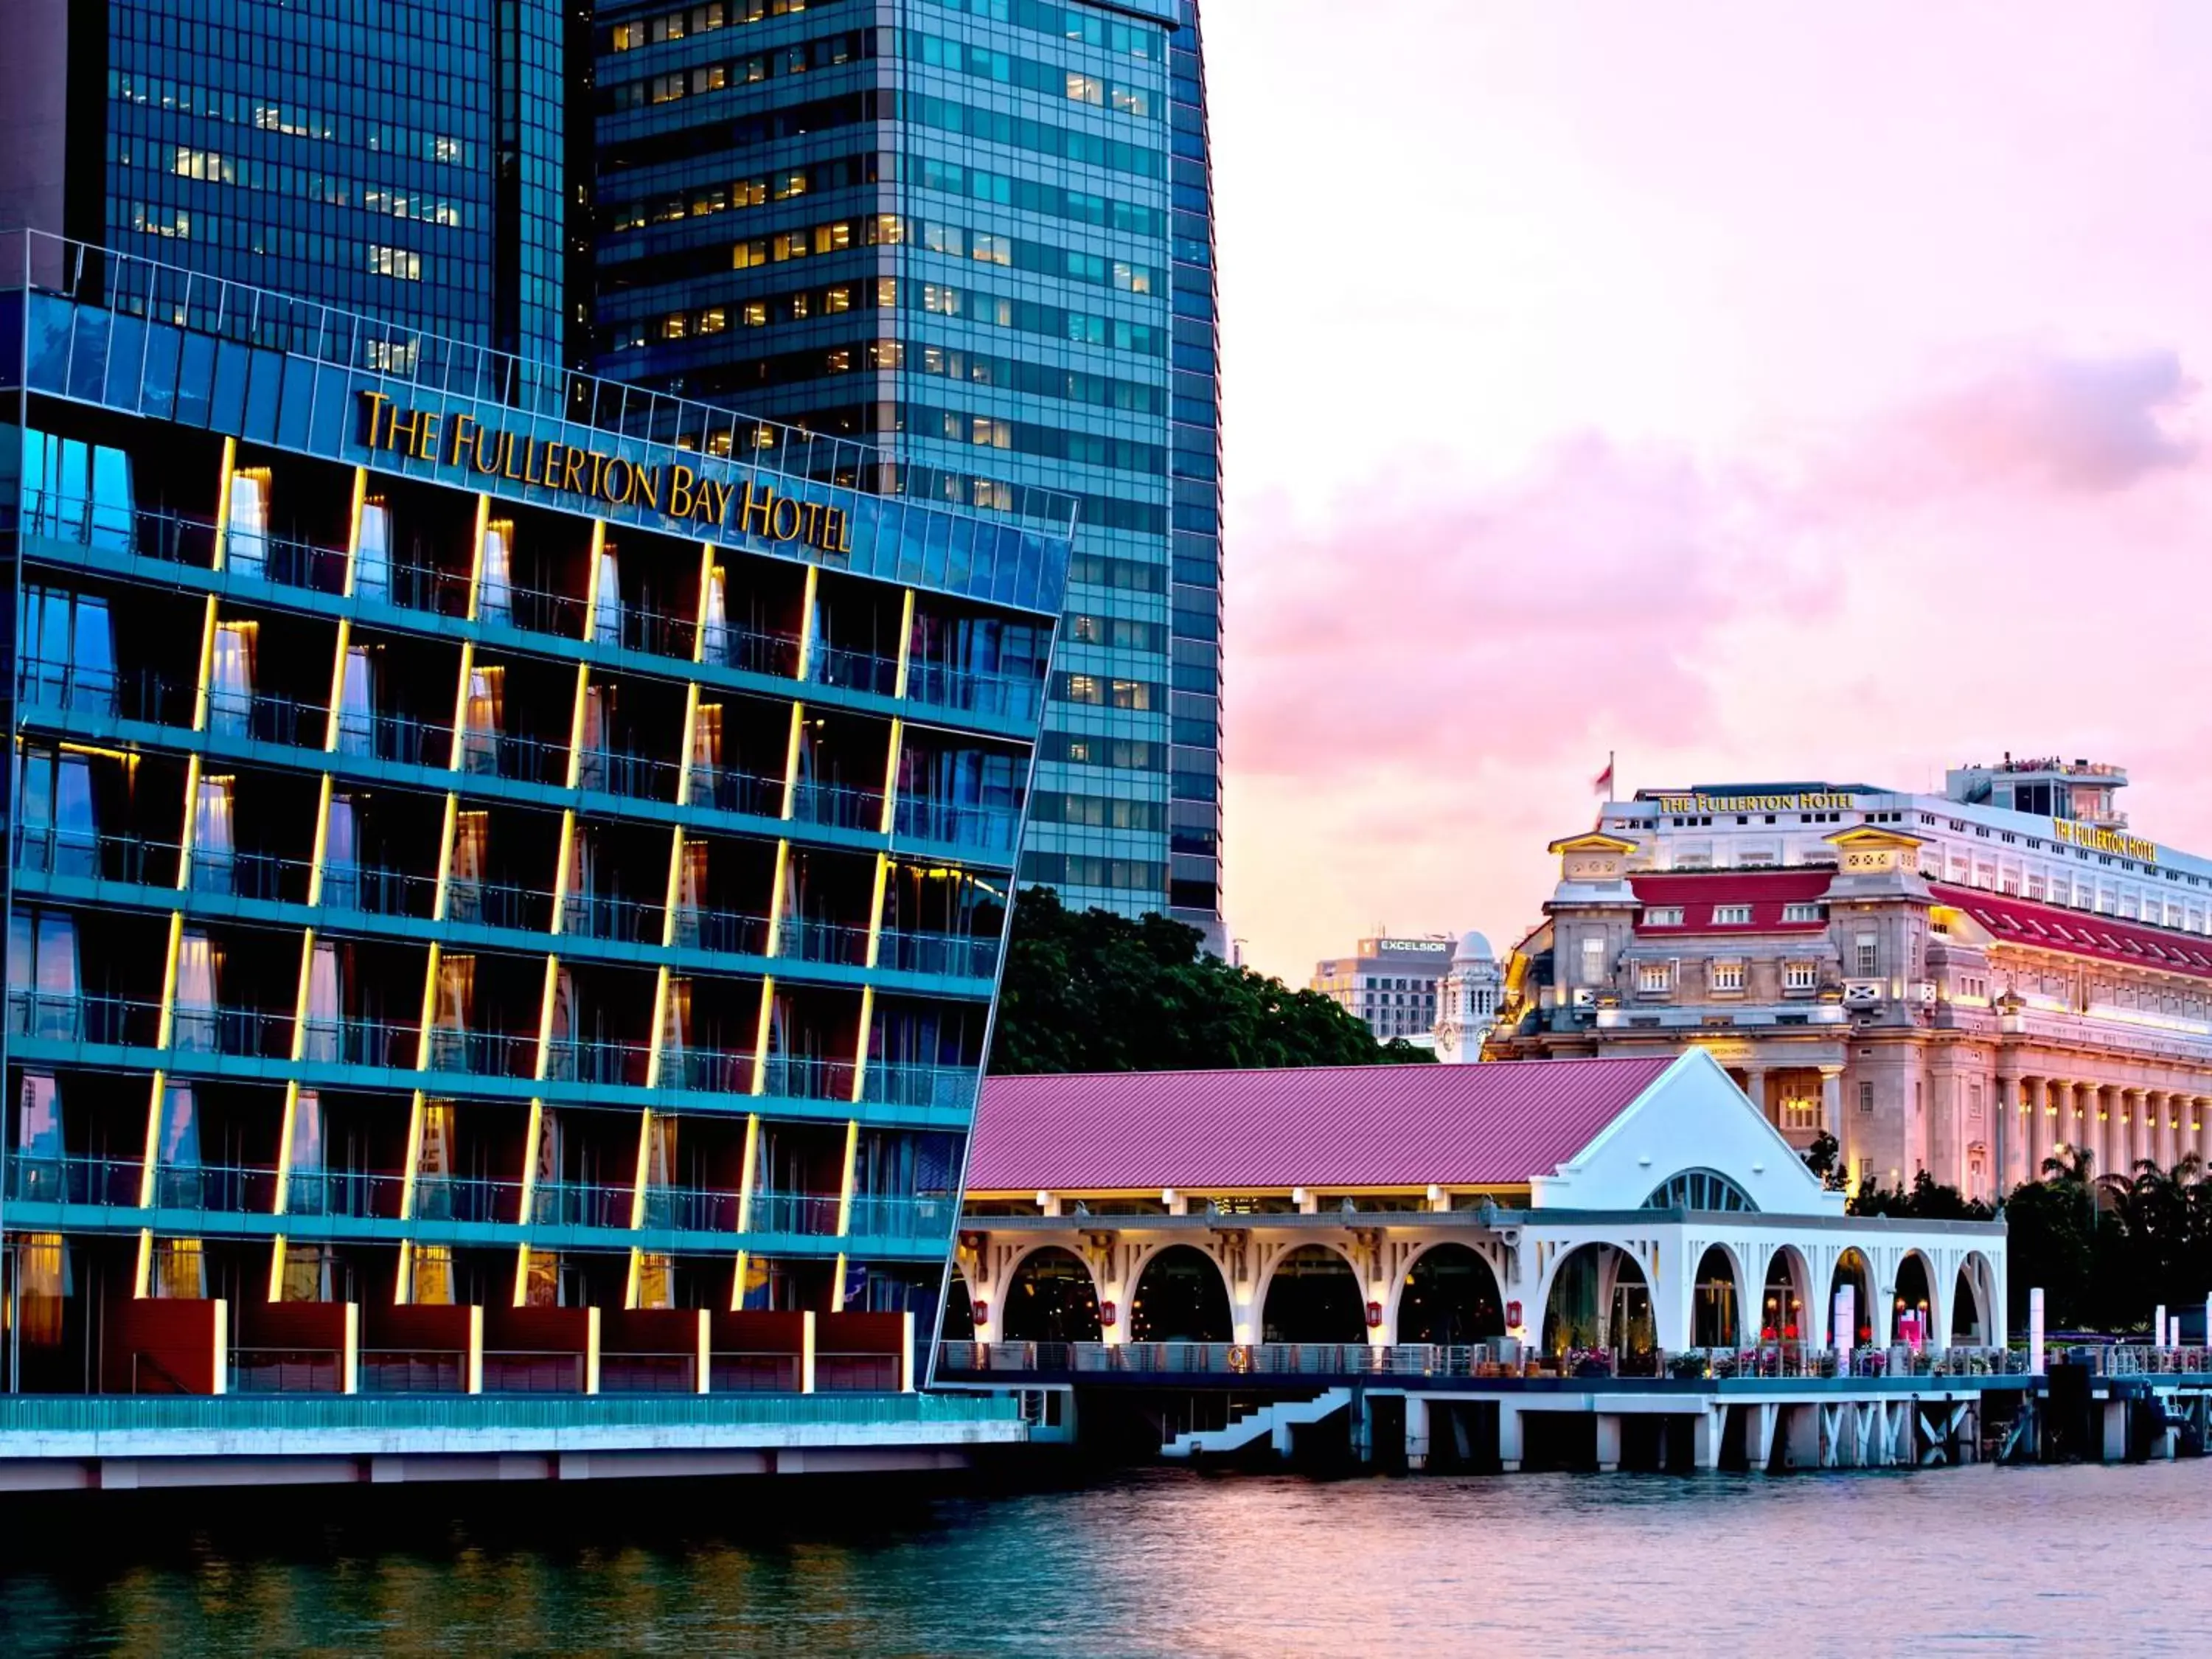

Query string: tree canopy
[988,888,1438,1074]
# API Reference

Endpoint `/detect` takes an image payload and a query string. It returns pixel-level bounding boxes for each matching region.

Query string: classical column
[1820,1067,1843,1141]
[1745,1068,1770,1122]
[2154,1092,2177,1173]
[2018,1077,2043,1189]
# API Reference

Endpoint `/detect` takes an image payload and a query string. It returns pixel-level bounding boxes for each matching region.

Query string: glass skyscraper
[0,0,567,361]
[584,0,1224,949]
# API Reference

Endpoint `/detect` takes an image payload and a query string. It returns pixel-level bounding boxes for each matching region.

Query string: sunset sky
[1205,1,2212,981]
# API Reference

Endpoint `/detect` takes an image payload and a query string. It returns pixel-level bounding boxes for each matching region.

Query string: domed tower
[1433,931,1503,1064]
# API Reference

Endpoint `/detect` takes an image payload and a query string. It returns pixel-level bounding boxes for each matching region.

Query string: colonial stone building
[1488,762,2212,1200]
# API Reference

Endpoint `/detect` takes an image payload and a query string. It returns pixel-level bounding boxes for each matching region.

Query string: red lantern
[1506,1300,1523,1328]
[1100,1300,1118,1328]
[1366,1300,1384,1329]
[971,1299,987,1326]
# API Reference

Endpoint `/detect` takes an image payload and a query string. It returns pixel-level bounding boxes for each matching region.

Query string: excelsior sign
[358,392,853,554]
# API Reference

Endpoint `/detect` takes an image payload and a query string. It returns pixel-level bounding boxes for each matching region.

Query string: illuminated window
[660,313,687,339]
[692,64,728,93]
[368,244,422,281]
[731,240,766,269]
[972,233,1012,265]
[699,307,728,333]
[740,302,767,326]
[1066,72,1104,105]
[824,286,852,313]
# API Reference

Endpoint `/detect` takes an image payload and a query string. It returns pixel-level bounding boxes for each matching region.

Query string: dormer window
[1643,906,1684,927]
[1781,902,1823,922]
[1712,904,1752,925]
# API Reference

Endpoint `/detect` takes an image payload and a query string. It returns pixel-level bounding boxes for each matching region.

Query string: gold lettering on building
[359,392,855,555]
[1653,791,1860,815]
[2052,818,2156,863]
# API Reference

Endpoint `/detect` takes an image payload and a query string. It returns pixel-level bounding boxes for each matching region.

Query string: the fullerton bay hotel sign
[358,391,854,556]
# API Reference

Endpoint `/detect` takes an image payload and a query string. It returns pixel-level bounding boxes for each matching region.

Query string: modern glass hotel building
[0,233,1069,1398]
[0,0,567,362]
[585,0,1225,949]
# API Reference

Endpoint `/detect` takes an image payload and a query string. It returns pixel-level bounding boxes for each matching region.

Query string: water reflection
[4,1464,2210,1656]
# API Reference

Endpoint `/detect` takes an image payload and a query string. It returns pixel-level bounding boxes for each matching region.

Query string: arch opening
[1760,1248,1808,1343]
[1830,1248,1874,1348]
[939,1272,976,1341]
[1950,1262,1987,1346]
[1397,1244,1504,1346]
[1260,1245,1366,1344]
[1541,1243,1655,1358]
[1130,1246,1231,1343]
[1692,1245,1739,1348]
[1001,1247,1100,1343]
[1893,1252,1935,1349]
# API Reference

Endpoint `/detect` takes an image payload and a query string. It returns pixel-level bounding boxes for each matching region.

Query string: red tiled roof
[967,1057,1678,1193]
[1630,869,1833,936]
[1930,883,2212,981]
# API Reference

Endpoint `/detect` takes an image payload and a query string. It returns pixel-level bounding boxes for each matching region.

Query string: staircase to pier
[1161,1389,1352,1459]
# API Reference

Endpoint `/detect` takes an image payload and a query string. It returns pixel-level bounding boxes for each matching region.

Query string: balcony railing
[204,686,330,751]
[905,662,1045,723]
[616,604,699,664]
[407,1175,521,1225]
[757,1054,859,1104]
[702,624,802,681]
[13,825,181,888]
[844,1192,957,1242]
[891,798,1020,854]
[358,1349,467,1393]
[183,847,315,905]
[5,1152,145,1207]
[599,1352,698,1394]
[18,658,192,727]
[500,582,587,641]
[809,643,899,699]
[747,1190,842,1237]
[299,1014,422,1070]
[686,764,786,821]
[284,1168,408,1220]
[459,728,571,787]
[529,1180,636,1230]
[542,1034,653,1088]
[230,1347,343,1394]
[776,916,872,967]
[658,1046,759,1096]
[789,780,886,833]
[331,706,455,769]
[860,1062,979,1114]
[445,877,555,934]
[380,557,473,619]
[144,1163,281,1214]
[168,1003,296,1060]
[639,1186,742,1233]
[22,493,218,569]
[563,890,667,946]
[670,905,773,957]
[319,862,440,922]
[875,928,1000,981]
[7,988,164,1048]
[577,745,682,805]
[426,1026,541,1079]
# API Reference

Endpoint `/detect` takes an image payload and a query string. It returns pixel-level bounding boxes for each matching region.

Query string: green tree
[989,888,1439,1074]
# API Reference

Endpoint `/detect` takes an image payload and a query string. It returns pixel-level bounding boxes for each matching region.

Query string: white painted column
[1820,1067,1843,1141]
[1593,1413,1621,1475]
[1496,1403,1523,1473]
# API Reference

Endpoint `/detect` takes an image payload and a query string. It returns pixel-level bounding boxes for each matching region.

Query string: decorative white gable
[1527,1048,1846,1217]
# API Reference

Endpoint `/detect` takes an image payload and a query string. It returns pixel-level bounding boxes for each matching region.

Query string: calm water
[4,1463,2210,1656]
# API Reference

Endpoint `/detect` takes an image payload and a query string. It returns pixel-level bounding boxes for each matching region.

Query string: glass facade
[585,0,1222,949]
[0,232,1068,1396]
[2,0,566,361]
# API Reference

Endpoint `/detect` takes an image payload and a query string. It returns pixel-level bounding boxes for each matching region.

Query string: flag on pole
[1592,753,1615,798]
